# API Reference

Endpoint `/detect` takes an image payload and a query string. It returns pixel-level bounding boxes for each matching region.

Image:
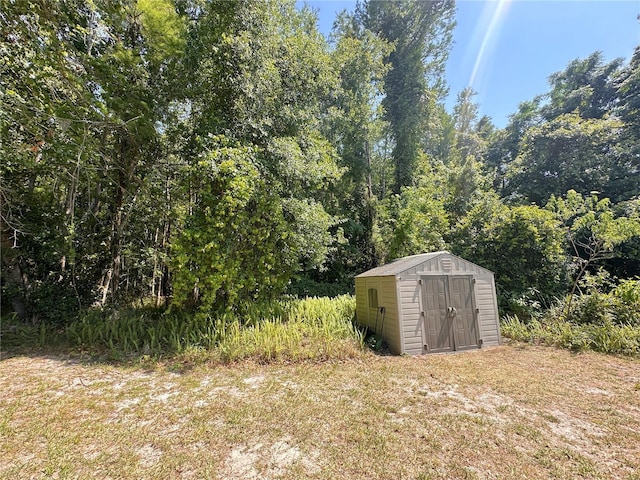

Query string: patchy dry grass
[1,343,639,479]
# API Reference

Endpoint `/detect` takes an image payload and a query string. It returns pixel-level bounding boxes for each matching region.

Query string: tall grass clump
[1,315,64,350]
[66,306,223,355]
[216,295,363,363]
[65,295,363,362]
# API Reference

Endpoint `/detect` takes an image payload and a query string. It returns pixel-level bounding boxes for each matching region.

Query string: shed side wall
[355,277,369,329]
[355,276,401,354]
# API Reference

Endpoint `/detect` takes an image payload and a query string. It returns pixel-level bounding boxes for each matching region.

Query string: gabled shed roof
[355,251,450,278]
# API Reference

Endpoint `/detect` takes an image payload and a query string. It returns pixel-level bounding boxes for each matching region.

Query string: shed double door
[421,275,480,353]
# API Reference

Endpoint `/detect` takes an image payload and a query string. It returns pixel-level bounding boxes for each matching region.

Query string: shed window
[368,288,379,308]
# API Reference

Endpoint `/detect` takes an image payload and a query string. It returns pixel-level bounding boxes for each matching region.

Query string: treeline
[1,0,639,325]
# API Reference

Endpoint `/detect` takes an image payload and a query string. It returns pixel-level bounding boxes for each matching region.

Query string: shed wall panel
[475,279,500,346]
[355,276,402,354]
[355,277,369,330]
[380,277,401,354]
[399,279,425,355]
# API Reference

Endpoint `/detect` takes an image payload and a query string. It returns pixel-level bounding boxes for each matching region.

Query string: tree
[170,141,294,311]
[291,10,394,295]
[613,46,640,200]
[541,52,622,121]
[485,100,541,195]
[329,11,391,194]
[362,0,455,193]
[547,190,640,314]
[169,0,342,312]
[452,87,479,155]
[616,46,640,135]
[1,0,169,318]
[445,88,490,221]
[495,52,639,204]
[375,165,449,262]
[506,113,626,204]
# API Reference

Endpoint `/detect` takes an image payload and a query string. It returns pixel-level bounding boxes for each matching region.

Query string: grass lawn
[1,343,639,479]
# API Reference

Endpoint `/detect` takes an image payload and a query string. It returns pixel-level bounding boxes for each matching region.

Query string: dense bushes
[501,278,640,356]
[451,194,569,312]
[564,278,640,326]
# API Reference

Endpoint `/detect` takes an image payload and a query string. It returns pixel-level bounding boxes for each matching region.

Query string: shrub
[500,313,640,356]
[0,314,62,349]
[563,277,640,327]
[564,290,615,325]
[611,278,640,326]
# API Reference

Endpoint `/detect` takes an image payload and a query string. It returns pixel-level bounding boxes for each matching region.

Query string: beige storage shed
[355,251,501,355]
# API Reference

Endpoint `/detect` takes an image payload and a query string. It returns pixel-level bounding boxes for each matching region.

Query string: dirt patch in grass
[1,343,639,479]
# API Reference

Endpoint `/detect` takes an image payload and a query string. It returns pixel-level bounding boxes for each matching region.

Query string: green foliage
[67,306,219,354]
[503,275,640,356]
[1,0,168,314]
[63,296,362,362]
[547,190,640,312]
[497,51,639,205]
[501,314,640,356]
[137,0,186,65]
[363,0,455,192]
[611,278,640,323]
[615,46,640,183]
[287,274,353,298]
[507,114,626,204]
[548,190,640,254]
[321,12,392,283]
[24,281,80,326]
[1,314,62,350]
[451,193,567,311]
[329,11,391,188]
[542,52,622,121]
[215,296,362,362]
[564,277,640,327]
[169,0,342,313]
[171,139,292,312]
[376,184,448,261]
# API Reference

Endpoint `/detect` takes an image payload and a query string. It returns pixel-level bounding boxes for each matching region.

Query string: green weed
[62,295,362,362]
[501,314,640,356]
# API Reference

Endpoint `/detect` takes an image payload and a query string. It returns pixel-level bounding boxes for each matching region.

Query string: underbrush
[501,315,640,356]
[1,295,364,363]
[501,277,640,356]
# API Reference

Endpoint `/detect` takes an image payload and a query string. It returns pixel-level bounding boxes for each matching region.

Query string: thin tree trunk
[151,226,159,298]
[365,140,373,202]
[100,268,113,305]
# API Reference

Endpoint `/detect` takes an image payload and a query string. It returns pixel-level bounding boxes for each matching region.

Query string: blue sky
[299,0,640,128]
